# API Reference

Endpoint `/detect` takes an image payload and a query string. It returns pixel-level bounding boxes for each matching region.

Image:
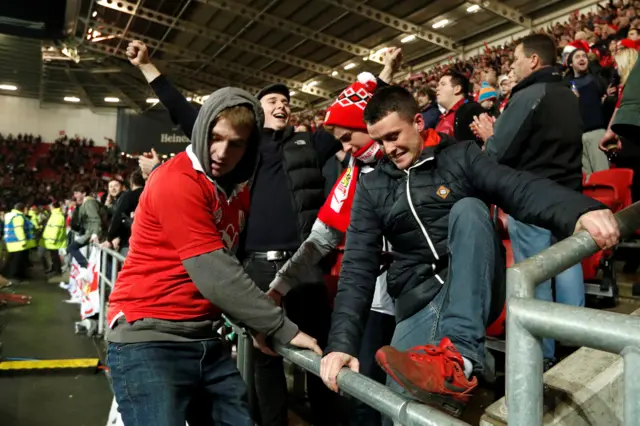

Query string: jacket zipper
[405,157,445,285]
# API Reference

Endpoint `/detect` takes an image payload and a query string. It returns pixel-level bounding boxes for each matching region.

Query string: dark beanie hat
[256,83,290,102]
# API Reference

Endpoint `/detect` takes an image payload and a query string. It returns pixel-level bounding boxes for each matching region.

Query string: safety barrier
[91,245,468,425]
[506,201,640,426]
[88,202,640,425]
[93,246,126,336]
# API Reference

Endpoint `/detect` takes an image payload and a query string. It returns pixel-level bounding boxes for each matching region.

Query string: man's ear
[414,113,425,133]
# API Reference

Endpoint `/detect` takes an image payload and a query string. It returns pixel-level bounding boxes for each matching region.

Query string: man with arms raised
[319,86,620,418]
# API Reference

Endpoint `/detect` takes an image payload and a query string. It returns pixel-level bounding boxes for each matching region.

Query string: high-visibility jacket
[28,208,41,230]
[42,208,67,250]
[3,210,34,253]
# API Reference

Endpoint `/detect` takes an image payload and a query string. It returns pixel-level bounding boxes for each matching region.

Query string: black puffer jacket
[326,135,605,357]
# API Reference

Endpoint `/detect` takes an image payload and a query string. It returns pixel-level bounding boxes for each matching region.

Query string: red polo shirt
[435,98,466,137]
[107,148,250,326]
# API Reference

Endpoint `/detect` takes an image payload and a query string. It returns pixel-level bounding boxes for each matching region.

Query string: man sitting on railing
[105,86,321,426]
[319,86,621,418]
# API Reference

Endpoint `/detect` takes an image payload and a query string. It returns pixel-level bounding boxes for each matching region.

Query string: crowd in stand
[2,2,640,426]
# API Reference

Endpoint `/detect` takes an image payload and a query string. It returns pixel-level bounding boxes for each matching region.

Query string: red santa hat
[324,72,377,131]
[562,40,591,66]
[618,38,639,50]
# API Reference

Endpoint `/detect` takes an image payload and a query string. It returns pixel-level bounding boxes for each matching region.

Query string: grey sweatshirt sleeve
[183,250,299,343]
[270,219,344,295]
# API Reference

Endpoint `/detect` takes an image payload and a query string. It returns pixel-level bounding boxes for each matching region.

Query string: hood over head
[191,87,264,184]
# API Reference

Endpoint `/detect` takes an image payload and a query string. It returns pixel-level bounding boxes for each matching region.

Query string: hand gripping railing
[227,320,469,426]
[506,201,640,426]
[91,245,468,425]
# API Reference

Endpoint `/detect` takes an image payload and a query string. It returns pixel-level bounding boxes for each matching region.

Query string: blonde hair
[615,47,639,85]
[218,105,256,130]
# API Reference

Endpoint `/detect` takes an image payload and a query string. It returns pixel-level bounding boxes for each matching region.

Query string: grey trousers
[582,129,610,175]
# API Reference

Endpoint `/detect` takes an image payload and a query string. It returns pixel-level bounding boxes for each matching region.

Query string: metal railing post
[622,346,640,425]
[235,330,255,414]
[110,253,118,288]
[97,249,107,336]
[505,202,640,426]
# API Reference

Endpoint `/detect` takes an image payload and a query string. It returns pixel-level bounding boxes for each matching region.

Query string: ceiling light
[64,96,81,103]
[306,81,318,87]
[401,34,416,43]
[290,90,296,96]
[432,19,450,29]
[467,5,481,13]
[104,97,120,103]
[186,97,192,101]
[146,98,159,103]
[331,71,338,77]
[344,63,356,70]
[0,84,18,91]
[92,11,98,17]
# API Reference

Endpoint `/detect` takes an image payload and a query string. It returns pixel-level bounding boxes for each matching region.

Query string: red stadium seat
[582,169,634,295]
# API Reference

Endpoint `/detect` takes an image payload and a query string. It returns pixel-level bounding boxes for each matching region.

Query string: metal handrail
[506,201,640,426]
[92,245,126,336]
[93,244,468,425]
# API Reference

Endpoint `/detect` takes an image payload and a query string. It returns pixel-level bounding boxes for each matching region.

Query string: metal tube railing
[506,201,640,426]
[93,245,126,336]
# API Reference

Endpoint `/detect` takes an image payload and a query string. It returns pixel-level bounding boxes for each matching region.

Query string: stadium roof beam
[321,0,461,54]
[96,0,354,83]
[87,69,143,112]
[84,42,309,109]
[467,0,532,28]
[194,0,381,63]
[86,19,334,99]
[64,66,97,110]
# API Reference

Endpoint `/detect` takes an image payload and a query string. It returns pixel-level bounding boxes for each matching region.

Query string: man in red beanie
[268,48,402,426]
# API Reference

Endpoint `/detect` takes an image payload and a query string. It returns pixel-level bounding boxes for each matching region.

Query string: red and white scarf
[317,141,383,233]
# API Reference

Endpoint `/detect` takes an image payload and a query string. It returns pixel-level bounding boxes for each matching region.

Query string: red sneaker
[375,337,477,417]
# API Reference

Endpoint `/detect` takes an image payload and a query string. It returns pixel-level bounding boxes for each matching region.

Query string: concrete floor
[0,274,112,426]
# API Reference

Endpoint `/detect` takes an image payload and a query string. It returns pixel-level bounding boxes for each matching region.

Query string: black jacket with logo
[326,135,604,357]
[485,67,583,191]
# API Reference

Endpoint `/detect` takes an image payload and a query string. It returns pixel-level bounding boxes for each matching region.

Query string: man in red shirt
[435,71,485,145]
[106,86,320,426]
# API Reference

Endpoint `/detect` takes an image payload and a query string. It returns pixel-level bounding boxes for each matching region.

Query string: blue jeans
[385,198,502,396]
[67,239,88,268]
[107,339,253,426]
[508,217,585,360]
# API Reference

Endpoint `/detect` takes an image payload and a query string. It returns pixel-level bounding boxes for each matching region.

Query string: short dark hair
[442,71,470,97]
[72,184,89,194]
[51,200,61,208]
[14,203,25,211]
[520,33,557,66]
[416,88,437,102]
[129,170,145,188]
[364,86,420,125]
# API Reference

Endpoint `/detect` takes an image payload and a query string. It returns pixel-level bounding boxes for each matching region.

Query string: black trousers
[350,310,396,426]
[3,250,28,280]
[243,257,334,426]
[48,249,62,274]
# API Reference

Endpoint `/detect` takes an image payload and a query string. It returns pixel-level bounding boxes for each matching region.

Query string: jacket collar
[379,132,457,178]
[263,126,295,142]
[512,66,562,96]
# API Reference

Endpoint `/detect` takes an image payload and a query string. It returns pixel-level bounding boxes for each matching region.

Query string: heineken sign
[116,108,197,155]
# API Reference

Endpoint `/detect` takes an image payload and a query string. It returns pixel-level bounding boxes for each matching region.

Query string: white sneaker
[63,297,82,304]
[59,282,70,290]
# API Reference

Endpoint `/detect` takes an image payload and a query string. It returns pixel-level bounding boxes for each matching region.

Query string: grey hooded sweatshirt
[107,87,299,345]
